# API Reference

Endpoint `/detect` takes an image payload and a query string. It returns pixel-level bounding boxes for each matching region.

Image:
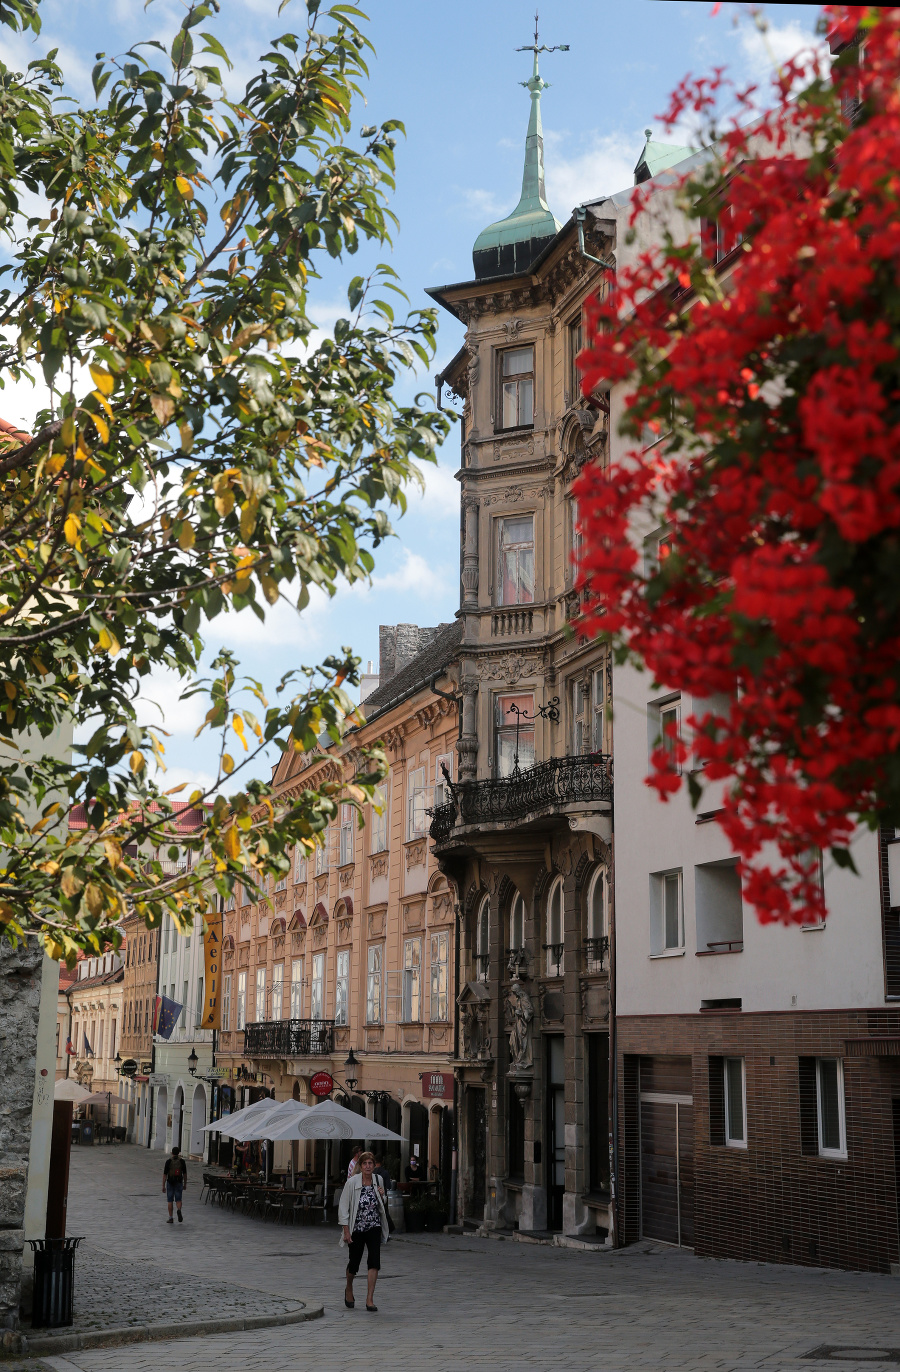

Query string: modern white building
[152,903,214,1158]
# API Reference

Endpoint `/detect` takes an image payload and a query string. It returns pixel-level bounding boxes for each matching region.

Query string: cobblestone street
[10,1143,900,1371]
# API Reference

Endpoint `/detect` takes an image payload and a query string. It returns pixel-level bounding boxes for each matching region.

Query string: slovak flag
[153,994,181,1041]
[65,1037,77,1056]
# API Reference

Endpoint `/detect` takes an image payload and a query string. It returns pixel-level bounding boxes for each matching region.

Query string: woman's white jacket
[337,1172,390,1244]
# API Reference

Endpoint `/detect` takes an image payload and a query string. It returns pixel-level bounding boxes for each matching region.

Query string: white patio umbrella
[266,1098,402,1211]
[226,1099,313,1186]
[201,1095,278,1137]
[54,1079,92,1103]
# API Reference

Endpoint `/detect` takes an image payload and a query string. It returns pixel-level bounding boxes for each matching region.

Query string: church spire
[472,13,568,280]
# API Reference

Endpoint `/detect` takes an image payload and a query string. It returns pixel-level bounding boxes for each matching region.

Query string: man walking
[162,1146,187,1223]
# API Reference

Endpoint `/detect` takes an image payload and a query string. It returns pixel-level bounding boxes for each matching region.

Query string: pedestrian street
[17,1142,900,1372]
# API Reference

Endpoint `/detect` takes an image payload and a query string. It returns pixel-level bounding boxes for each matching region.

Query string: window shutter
[708,1055,725,1146]
[798,1056,818,1156]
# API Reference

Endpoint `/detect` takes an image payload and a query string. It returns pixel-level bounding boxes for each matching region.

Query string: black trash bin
[28,1237,83,1328]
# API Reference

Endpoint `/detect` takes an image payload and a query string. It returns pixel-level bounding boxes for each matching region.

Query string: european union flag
[153,994,181,1040]
[83,1031,94,1057]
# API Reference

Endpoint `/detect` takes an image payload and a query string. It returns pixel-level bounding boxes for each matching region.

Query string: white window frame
[274,872,287,893]
[366,944,383,1024]
[294,847,307,884]
[650,869,684,956]
[496,514,535,607]
[311,952,325,1021]
[572,677,589,756]
[255,966,267,1023]
[433,753,453,809]
[724,1057,747,1149]
[545,876,565,977]
[402,938,422,1022]
[339,804,354,866]
[315,840,328,876]
[650,696,682,773]
[509,891,525,953]
[290,957,304,1019]
[271,962,284,1021]
[587,867,606,941]
[407,766,427,839]
[430,931,449,1022]
[335,950,350,1026]
[816,1058,847,1159]
[236,971,246,1031]
[499,345,535,430]
[222,973,232,1031]
[370,782,389,854]
[476,895,490,982]
[495,691,535,779]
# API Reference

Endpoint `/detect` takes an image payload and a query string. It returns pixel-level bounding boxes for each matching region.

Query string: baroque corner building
[427,45,620,1239]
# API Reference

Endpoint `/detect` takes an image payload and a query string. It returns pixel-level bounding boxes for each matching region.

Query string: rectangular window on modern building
[495,692,535,778]
[497,515,535,606]
[311,953,324,1020]
[403,939,421,1022]
[816,1058,847,1158]
[370,783,389,854]
[335,950,349,1026]
[255,967,266,1023]
[222,973,232,1031]
[236,971,246,1031]
[366,944,383,1024]
[724,1057,746,1148]
[290,957,304,1018]
[430,931,449,1021]
[499,346,534,429]
[271,963,284,1021]
[648,695,682,772]
[650,870,684,955]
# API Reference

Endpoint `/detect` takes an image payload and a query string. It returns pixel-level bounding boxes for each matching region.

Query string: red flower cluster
[575,7,900,924]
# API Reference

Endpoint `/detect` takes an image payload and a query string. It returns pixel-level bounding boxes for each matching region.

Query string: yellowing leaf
[92,413,109,444]
[150,393,175,426]
[129,750,145,774]
[259,572,278,605]
[61,867,83,898]
[223,825,241,860]
[64,515,80,546]
[178,521,195,551]
[83,882,104,917]
[214,490,235,517]
[89,365,114,396]
[239,503,257,541]
[4,682,16,700]
[222,752,234,774]
[175,176,194,200]
[104,838,122,869]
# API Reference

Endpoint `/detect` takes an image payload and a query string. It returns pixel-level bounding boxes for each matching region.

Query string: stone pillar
[458,679,478,782]
[461,497,479,610]
[562,863,593,1236]
[0,939,46,1344]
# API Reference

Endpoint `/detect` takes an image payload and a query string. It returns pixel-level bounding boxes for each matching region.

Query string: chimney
[377,624,439,686]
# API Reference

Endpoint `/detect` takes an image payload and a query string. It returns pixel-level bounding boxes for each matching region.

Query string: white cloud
[372,548,449,601]
[457,187,507,222]
[411,458,460,521]
[544,129,643,211]
[737,18,828,86]
[137,666,208,740]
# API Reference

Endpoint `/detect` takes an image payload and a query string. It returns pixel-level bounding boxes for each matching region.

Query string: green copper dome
[472,53,562,280]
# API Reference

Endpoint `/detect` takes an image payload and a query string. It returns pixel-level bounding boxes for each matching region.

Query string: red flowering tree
[575,6,900,924]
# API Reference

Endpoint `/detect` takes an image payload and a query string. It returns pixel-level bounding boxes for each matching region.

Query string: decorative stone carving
[238,946,250,967]
[339,866,354,889]
[369,853,389,879]
[274,890,286,909]
[430,1025,450,1046]
[538,982,564,1022]
[579,978,610,1023]
[312,926,326,948]
[481,482,548,506]
[402,1025,423,1050]
[477,654,543,686]
[430,891,453,923]
[366,1027,383,1051]
[315,874,328,899]
[337,917,353,944]
[405,839,426,871]
[505,978,534,1070]
[335,1027,349,1049]
[491,437,535,463]
[291,931,305,952]
[458,980,493,1061]
[367,909,386,938]
[403,902,424,932]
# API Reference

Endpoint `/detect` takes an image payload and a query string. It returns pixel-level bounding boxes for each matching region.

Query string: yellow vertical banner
[202,910,223,1030]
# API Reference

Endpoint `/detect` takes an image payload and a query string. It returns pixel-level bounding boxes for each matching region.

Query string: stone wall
[0,936,43,1340]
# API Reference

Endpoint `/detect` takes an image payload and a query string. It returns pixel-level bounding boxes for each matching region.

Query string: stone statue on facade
[505,977,534,1070]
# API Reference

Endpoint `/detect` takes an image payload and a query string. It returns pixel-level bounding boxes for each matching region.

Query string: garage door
[640,1056,694,1248]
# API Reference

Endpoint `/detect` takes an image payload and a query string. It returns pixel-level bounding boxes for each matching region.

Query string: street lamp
[187,1048,199,1076]
[344,1048,359,1093]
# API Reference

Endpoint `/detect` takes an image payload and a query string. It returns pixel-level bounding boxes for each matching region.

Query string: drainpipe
[573,207,616,272]
[65,986,73,1079]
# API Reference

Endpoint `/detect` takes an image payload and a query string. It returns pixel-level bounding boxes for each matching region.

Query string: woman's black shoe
[366,1303,378,1313]
[344,1296,355,1308]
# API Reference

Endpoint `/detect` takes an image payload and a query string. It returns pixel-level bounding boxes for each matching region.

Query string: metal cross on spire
[516,10,569,90]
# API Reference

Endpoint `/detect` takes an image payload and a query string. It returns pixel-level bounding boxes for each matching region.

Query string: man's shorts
[166,1180,183,1203]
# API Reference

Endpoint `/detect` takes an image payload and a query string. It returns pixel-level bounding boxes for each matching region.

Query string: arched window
[545,877,564,977]
[476,896,490,982]
[509,891,525,954]
[586,868,608,973]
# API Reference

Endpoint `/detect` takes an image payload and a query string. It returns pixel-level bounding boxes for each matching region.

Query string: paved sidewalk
[15,1143,900,1371]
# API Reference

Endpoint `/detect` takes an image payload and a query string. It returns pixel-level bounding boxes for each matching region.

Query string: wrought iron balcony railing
[430,752,612,844]
[583,935,610,974]
[243,1018,335,1058]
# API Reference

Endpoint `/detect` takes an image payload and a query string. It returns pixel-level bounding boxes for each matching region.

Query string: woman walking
[338,1150,390,1313]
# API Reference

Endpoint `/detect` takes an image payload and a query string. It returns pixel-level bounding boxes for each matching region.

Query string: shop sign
[422,1071,453,1099]
[309,1071,334,1097]
[148,1073,169,1086]
[206,1067,228,1079]
[119,1057,138,1078]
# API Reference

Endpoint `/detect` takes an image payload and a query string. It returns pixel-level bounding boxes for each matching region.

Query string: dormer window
[500,347,534,429]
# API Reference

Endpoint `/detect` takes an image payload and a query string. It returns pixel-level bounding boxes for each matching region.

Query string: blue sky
[0,1,822,793]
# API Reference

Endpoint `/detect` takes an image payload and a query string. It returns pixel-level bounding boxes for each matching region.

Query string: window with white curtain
[335,951,349,1026]
[311,953,324,1020]
[366,945,383,1024]
[222,973,232,1031]
[255,967,267,1022]
[236,971,246,1031]
[370,783,389,854]
[403,939,421,1021]
[290,957,304,1018]
[430,931,449,1021]
[272,963,284,1020]
[339,804,354,866]
[545,878,564,977]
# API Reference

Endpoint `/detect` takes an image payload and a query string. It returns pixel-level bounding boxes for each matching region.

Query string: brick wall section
[617,1009,900,1274]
